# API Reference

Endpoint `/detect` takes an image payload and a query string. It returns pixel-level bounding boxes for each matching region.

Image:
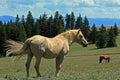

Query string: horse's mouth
[83,44,87,47]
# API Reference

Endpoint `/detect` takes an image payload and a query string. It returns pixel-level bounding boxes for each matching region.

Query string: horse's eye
[80,35,83,38]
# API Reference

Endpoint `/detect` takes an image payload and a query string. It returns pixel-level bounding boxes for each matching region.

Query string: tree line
[0,11,119,56]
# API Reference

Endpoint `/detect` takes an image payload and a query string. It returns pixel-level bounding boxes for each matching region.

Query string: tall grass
[0,36,120,80]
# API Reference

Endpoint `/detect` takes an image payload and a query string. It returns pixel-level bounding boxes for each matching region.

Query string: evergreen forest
[0,11,119,56]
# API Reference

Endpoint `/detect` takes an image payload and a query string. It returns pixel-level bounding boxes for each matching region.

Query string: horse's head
[75,29,88,47]
[59,29,88,47]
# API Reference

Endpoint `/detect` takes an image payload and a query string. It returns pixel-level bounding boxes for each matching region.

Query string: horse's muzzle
[83,44,87,47]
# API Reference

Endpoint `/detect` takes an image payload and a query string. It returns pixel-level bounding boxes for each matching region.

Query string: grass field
[0,36,120,80]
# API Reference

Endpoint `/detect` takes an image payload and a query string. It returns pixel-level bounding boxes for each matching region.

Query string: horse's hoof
[26,75,29,78]
[37,75,42,77]
[55,74,59,77]
[32,75,41,78]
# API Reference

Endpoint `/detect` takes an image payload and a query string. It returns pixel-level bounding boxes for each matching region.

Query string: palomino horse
[6,29,88,77]
[99,55,110,63]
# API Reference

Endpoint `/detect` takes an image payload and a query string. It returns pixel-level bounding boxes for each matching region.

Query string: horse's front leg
[55,55,64,77]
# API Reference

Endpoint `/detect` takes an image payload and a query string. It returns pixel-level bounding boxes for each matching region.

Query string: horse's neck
[58,31,75,45]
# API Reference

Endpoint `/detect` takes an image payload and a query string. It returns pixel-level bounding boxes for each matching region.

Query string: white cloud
[111,0,120,5]
[35,2,45,8]
[81,0,95,6]
[95,0,120,7]
[0,0,8,9]
[52,0,62,5]
[62,0,95,6]
[61,0,78,6]
[0,0,120,18]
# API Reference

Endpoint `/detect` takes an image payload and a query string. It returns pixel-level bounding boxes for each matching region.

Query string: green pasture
[0,36,120,80]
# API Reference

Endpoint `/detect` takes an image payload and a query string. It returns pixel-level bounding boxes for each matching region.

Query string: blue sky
[0,0,120,18]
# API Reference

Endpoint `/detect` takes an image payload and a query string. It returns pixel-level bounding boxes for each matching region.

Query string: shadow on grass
[67,52,120,58]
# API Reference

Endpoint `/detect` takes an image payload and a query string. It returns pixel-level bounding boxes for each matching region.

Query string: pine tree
[47,15,54,37]
[6,20,18,40]
[83,16,90,40]
[107,27,117,47]
[99,24,106,33]
[113,23,118,36]
[15,14,20,41]
[53,11,60,36]
[0,25,6,56]
[58,15,64,34]
[16,14,19,25]
[14,15,26,41]
[65,13,71,30]
[21,15,27,41]
[21,15,26,28]
[40,13,48,37]
[83,16,89,27]
[96,24,108,48]
[38,15,42,25]
[89,24,98,43]
[33,19,40,35]
[18,23,27,41]
[0,21,2,26]
[70,12,75,29]
[38,15,42,35]
[26,11,34,37]
[96,33,106,48]
[75,14,82,29]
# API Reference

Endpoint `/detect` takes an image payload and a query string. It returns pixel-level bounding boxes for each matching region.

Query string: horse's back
[100,54,110,60]
[100,55,109,57]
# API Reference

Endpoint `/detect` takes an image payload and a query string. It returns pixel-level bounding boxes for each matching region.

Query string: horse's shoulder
[56,36,69,53]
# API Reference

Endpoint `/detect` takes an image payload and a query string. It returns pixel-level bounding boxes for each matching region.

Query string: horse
[5,29,88,77]
[99,54,110,63]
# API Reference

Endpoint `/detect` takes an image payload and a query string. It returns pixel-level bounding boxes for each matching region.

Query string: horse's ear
[78,28,81,32]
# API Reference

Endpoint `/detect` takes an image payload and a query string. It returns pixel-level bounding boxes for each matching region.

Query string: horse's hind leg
[108,58,110,63]
[34,56,41,77]
[25,53,33,77]
[55,55,64,77]
[99,57,102,63]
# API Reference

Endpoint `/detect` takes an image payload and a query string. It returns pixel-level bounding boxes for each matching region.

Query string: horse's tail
[5,39,30,57]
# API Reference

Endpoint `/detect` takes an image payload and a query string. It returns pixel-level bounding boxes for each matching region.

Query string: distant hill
[0,16,15,23]
[0,15,120,26]
[88,18,120,26]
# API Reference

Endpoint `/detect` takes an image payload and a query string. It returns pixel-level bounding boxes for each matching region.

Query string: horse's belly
[42,49,62,59]
[43,52,59,59]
